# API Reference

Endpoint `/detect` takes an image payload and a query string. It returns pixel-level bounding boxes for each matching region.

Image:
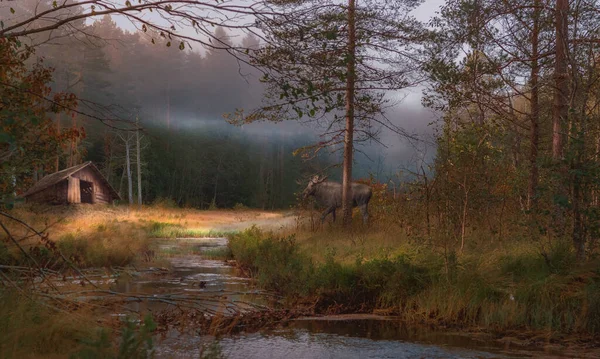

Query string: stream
[108,237,574,359]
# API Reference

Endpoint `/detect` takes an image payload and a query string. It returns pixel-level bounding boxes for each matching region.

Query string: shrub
[229,226,315,295]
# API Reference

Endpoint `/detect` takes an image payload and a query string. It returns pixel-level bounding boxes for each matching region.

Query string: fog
[7,0,445,182]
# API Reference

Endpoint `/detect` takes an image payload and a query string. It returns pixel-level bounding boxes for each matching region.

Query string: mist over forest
[9,9,434,208]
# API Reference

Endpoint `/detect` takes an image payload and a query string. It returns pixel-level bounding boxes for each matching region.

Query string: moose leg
[359,204,369,224]
[332,208,336,222]
[321,206,336,223]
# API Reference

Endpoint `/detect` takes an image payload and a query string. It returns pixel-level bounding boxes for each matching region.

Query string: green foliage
[229,227,435,307]
[117,315,156,359]
[500,241,576,281]
[229,226,315,295]
[200,341,226,359]
[0,290,94,358]
[230,227,600,333]
[0,38,81,204]
[71,329,113,359]
[72,315,156,359]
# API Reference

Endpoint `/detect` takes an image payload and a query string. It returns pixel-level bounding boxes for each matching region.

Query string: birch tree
[136,114,143,207]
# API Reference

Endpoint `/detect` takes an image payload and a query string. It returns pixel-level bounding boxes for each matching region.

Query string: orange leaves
[0,37,81,196]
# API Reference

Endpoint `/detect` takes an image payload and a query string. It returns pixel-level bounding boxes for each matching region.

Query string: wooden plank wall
[26,167,115,205]
[28,186,58,203]
[67,176,81,204]
[72,167,111,204]
[57,181,68,203]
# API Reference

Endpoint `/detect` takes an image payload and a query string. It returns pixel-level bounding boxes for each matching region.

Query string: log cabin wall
[23,162,119,205]
[67,177,81,204]
[27,181,69,204]
[71,167,111,204]
[57,180,68,203]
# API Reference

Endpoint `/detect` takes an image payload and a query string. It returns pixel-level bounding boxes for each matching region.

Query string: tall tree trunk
[125,138,133,205]
[552,0,570,238]
[527,0,541,211]
[118,164,126,199]
[136,116,142,208]
[572,142,584,259]
[279,140,285,208]
[553,0,569,160]
[342,0,356,226]
[212,155,223,208]
[105,131,113,183]
[55,113,61,172]
[166,81,171,152]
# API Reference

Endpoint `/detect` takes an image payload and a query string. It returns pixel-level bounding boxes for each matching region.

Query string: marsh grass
[145,221,237,238]
[201,247,233,260]
[1,205,273,268]
[0,290,160,359]
[228,226,600,335]
[0,290,97,358]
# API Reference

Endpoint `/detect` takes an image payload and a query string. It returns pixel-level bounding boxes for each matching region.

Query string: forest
[1,11,337,209]
[2,0,600,358]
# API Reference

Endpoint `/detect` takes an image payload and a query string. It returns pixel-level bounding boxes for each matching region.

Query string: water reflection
[155,328,509,359]
[111,238,565,359]
[110,238,268,314]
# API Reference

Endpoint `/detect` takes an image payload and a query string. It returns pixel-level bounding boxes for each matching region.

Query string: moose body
[303,176,372,224]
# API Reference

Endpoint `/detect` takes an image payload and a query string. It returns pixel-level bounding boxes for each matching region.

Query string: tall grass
[0,290,94,358]
[0,290,159,359]
[1,205,262,268]
[145,221,237,239]
[228,227,600,335]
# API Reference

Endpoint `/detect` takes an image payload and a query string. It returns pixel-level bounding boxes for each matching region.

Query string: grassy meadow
[0,204,284,268]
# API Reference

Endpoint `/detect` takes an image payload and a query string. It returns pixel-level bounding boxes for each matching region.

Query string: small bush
[230,228,435,308]
[229,226,315,295]
[72,314,157,359]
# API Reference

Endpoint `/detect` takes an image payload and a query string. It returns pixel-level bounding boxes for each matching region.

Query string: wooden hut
[21,162,121,205]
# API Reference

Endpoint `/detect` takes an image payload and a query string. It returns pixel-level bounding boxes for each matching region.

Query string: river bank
[227,224,600,354]
[2,205,599,358]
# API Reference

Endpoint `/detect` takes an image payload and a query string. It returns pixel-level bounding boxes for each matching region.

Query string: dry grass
[1,204,287,269]
[230,211,600,337]
[0,291,100,359]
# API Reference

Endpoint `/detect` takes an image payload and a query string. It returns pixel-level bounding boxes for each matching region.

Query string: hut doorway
[80,180,94,204]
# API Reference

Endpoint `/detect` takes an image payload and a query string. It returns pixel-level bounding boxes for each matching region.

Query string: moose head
[302,175,328,200]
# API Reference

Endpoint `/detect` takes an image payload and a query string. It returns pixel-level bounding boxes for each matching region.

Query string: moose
[302,175,372,224]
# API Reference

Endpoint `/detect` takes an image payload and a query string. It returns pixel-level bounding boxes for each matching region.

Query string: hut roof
[21,161,121,201]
